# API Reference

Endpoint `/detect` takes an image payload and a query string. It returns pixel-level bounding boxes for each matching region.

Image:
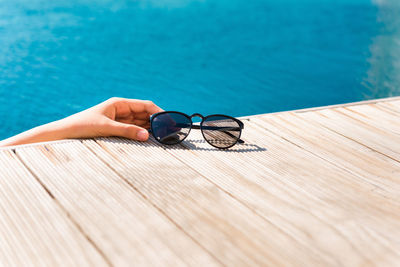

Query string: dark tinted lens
[151,112,191,145]
[201,115,241,148]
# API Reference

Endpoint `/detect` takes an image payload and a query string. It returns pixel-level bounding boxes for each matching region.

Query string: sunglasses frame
[149,111,245,149]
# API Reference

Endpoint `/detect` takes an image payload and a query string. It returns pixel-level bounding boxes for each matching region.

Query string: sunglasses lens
[151,113,191,145]
[201,115,241,148]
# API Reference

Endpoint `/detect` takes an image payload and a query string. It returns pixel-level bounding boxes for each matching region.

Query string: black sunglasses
[149,111,244,149]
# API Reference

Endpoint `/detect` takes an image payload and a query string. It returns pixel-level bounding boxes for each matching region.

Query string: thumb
[106,120,149,141]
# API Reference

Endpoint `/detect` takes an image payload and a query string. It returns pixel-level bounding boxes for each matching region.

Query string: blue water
[0,0,399,139]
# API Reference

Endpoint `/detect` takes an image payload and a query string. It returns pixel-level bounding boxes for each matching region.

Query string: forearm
[0,119,74,147]
[0,98,159,147]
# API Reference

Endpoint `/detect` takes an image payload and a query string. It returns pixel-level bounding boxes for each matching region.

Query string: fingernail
[137,129,148,141]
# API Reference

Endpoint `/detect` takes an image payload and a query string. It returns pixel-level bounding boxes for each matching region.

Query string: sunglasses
[149,111,244,149]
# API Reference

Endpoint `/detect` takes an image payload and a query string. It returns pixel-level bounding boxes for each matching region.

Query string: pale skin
[0,97,163,147]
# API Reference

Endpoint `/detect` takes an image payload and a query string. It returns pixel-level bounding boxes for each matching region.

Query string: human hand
[63,97,163,141]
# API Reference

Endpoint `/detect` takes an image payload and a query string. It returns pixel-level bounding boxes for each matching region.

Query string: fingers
[105,119,149,141]
[115,112,152,124]
[139,100,164,114]
[116,118,150,127]
[100,98,162,140]
[109,98,163,116]
[130,112,154,120]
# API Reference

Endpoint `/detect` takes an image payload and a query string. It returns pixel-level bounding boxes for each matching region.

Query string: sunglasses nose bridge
[190,113,204,120]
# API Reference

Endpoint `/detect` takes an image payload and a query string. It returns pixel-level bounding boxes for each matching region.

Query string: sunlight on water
[364,0,400,98]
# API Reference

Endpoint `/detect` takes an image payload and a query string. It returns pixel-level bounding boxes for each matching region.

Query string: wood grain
[84,138,316,266]
[251,111,400,200]
[377,100,400,113]
[1,97,399,266]
[295,107,400,161]
[0,149,107,266]
[15,141,218,266]
[157,118,400,266]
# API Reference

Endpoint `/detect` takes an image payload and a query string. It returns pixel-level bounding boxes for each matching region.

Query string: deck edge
[238,96,400,120]
[1,96,399,150]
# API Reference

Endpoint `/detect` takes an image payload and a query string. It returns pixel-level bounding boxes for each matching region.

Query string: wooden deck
[1,97,400,266]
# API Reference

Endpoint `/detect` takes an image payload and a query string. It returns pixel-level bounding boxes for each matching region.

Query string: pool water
[0,0,399,139]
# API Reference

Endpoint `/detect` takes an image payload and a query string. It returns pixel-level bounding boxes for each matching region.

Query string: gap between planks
[0,149,109,266]
[15,141,220,266]
[81,139,225,266]
[84,137,315,266]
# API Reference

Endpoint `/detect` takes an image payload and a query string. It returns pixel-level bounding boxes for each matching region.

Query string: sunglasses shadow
[94,136,267,153]
[176,139,267,153]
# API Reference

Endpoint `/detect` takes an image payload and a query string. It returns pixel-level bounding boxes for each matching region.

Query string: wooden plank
[140,118,400,266]
[295,108,400,161]
[376,100,400,113]
[239,96,400,120]
[250,112,400,201]
[346,102,400,124]
[241,119,400,264]
[15,141,218,266]
[0,150,107,266]
[83,138,327,266]
[335,104,400,135]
